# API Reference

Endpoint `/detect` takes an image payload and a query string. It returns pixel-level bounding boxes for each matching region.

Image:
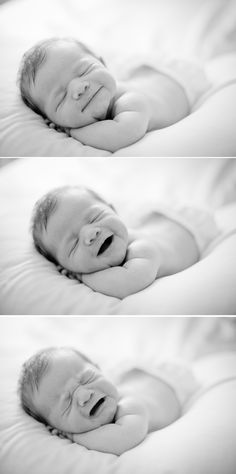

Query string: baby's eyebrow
[64,374,82,394]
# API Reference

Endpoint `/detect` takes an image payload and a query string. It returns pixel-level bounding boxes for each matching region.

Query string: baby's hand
[64,127,71,136]
[56,264,82,282]
[44,118,68,134]
[47,426,74,441]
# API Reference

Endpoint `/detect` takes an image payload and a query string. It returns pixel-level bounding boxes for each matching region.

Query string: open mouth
[89,397,105,417]
[82,86,103,112]
[97,235,113,256]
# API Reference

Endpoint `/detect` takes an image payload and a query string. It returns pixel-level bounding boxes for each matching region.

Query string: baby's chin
[64,95,113,128]
[110,243,128,266]
[95,250,126,272]
[99,398,118,427]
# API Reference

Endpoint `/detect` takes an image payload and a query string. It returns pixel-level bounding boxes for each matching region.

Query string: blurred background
[1,0,236,88]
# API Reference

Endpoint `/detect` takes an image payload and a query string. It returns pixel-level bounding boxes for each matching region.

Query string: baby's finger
[51,429,59,436]
[68,273,75,279]
[75,273,82,282]
[56,264,64,273]
[61,269,69,276]
[64,127,71,136]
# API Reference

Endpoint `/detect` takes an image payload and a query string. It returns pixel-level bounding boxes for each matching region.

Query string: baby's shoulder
[112,83,147,116]
[116,395,145,420]
[127,236,156,261]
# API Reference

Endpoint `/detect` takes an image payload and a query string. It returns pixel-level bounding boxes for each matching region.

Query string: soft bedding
[0,157,236,315]
[1,317,236,474]
[0,0,236,157]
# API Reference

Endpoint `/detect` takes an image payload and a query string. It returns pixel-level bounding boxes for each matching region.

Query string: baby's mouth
[97,235,113,256]
[89,396,105,417]
[82,86,103,112]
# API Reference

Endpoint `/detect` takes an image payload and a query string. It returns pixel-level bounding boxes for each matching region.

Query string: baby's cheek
[70,252,83,273]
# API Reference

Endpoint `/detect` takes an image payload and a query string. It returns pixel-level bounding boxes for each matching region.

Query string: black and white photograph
[0,316,236,473]
[0,157,236,315]
[0,0,236,157]
[1,1,236,472]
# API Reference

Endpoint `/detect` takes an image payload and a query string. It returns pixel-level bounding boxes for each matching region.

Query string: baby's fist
[56,265,82,282]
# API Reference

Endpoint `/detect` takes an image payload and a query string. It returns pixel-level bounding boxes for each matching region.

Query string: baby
[31,185,219,298]
[18,346,199,455]
[18,37,208,152]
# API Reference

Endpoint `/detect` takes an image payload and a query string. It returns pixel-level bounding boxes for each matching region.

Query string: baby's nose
[76,387,94,407]
[70,78,89,100]
[84,227,101,246]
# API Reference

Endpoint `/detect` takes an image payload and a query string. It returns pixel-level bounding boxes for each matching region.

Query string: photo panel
[1,316,236,473]
[1,0,236,157]
[0,157,236,315]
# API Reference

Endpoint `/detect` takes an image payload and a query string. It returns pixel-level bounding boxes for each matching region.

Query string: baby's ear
[109,203,116,213]
[99,56,106,66]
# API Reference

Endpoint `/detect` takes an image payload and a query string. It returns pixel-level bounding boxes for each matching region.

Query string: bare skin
[68,70,190,152]
[60,371,180,455]
[40,351,181,455]
[54,198,199,299]
[29,40,189,152]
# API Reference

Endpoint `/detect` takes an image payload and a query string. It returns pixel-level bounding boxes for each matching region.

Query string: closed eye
[90,211,104,223]
[80,370,96,384]
[62,394,72,414]
[69,238,79,257]
[79,64,94,76]
[56,91,67,111]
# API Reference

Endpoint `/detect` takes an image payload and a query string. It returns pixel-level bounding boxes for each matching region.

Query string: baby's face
[41,189,129,273]
[30,40,117,127]
[33,350,119,433]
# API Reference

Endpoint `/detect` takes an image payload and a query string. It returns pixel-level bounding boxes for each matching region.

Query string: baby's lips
[96,233,113,256]
[89,396,106,417]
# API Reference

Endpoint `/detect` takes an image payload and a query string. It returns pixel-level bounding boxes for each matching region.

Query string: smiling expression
[41,188,129,273]
[33,349,119,433]
[30,40,117,127]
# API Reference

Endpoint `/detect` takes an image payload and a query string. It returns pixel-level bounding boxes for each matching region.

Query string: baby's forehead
[45,350,88,382]
[48,40,90,61]
[34,351,88,413]
[58,188,103,209]
[51,349,86,366]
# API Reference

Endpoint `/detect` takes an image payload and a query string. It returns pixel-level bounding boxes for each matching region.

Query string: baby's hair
[18,346,96,424]
[31,185,108,265]
[17,37,97,116]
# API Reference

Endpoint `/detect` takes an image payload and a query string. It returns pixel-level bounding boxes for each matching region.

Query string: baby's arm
[62,398,148,455]
[57,215,200,298]
[81,240,159,298]
[69,91,149,152]
[81,212,200,298]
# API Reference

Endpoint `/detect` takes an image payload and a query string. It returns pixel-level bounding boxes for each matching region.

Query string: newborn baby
[18,346,198,455]
[18,37,209,152]
[31,185,219,298]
